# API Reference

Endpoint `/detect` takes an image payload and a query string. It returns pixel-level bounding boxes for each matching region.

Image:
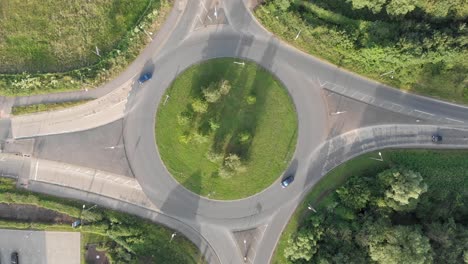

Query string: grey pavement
[0,229,80,264]
[1,0,468,263]
[10,79,132,139]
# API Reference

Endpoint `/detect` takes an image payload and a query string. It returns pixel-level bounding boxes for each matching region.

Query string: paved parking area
[0,229,80,264]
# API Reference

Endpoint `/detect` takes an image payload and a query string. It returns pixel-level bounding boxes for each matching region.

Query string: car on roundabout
[138,72,152,84]
[11,252,19,264]
[432,134,442,143]
[281,174,295,188]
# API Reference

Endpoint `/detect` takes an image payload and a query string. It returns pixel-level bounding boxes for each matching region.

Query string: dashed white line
[34,160,39,181]
[414,109,434,116]
[445,118,464,123]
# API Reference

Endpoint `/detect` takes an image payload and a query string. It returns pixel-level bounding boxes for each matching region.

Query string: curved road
[1,0,468,264]
[123,0,468,263]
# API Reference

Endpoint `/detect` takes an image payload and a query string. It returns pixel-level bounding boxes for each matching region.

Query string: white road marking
[391,103,403,111]
[34,160,39,181]
[445,118,464,123]
[414,109,434,116]
[316,77,328,87]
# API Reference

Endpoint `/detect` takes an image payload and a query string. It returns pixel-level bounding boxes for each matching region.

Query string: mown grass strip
[11,100,92,115]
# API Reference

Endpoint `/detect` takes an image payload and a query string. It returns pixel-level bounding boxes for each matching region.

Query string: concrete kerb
[24,180,221,264]
[302,124,468,202]
[265,124,468,264]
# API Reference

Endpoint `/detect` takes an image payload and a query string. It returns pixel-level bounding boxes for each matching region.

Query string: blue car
[281,175,294,188]
[138,72,152,84]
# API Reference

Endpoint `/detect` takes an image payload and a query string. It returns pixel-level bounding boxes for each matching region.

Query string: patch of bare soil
[0,203,74,224]
[85,245,110,264]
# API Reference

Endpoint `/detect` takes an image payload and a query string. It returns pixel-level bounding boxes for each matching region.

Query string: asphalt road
[122,0,468,263]
[0,0,467,263]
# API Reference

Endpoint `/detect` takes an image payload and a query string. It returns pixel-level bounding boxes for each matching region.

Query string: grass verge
[11,100,92,115]
[156,58,298,200]
[271,149,468,264]
[0,178,204,264]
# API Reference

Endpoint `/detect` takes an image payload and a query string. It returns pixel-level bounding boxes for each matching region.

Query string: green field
[0,0,149,73]
[11,100,91,115]
[0,178,204,264]
[273,149,468,264]
[255,0,468,104]
[156,58,298,200]
[0,0,171,95]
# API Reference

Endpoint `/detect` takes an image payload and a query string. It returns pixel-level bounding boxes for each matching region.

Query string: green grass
[11,100,91,115]
[156,58,298,200]
[0,178,204,264]
[271,149,468,264]
[0,0,172,96]
[0,0,149,73]
[255,1,468,104]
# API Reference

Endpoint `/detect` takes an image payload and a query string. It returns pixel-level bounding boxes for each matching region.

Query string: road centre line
[414,109,434,116]
[445,118,464,123]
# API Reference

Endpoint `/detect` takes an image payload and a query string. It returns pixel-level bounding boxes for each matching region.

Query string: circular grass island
[155,58,298,200]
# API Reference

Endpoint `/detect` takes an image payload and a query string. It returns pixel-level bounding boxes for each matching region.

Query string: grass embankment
[255,1,468,104]
[0,0,172,96]
[0,178,204,264]
[156,58,298,200]
[272,149,468,264]
[11,100,91,115]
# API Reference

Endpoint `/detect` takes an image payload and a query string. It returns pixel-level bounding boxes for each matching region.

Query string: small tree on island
[191,98,208,114]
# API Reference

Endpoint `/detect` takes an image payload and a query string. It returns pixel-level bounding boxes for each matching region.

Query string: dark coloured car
[432,134,442,143]
[138,72,152,84]
[71,220,81,228]
[281,175,294,188]
[11,252,18,264]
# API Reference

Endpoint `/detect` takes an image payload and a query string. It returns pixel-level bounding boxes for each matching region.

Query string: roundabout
[2,1,467,264]
[123,27,329,222]
[155,58,298,200]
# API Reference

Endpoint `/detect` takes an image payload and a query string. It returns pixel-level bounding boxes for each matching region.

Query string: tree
[224,153,244,172]
[347,0,386,13]
[208,119,220,132]
[336,176,372,210]
[377,169,427,211]
[191,99,208,114]
[386,0,417,16]
[367,225,433,264]
[191,132,208,144]
[202,83,222,103]
[426,219,468,264]
[284,216,324,262]
[246,95,256,105]
[238,132,251,144]
[219,79,232,95]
